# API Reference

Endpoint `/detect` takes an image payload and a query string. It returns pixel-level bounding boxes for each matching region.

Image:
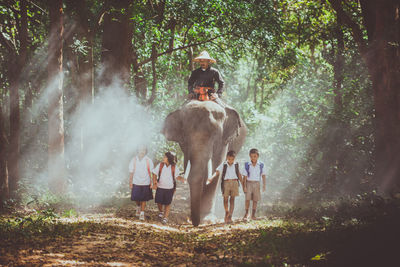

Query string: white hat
[193,51,216,63]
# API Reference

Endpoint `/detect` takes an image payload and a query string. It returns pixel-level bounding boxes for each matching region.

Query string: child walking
[242,148,266,221]
[152,152,184,224]
[129,146,155,221]
[210,150,243,223]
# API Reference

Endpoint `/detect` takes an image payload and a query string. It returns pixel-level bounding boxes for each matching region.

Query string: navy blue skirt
[155,188,175,205]
[131,184,153,201]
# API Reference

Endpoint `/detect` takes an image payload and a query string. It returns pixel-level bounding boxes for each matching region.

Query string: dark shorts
[131,184,153,202]
[155,188,175,205]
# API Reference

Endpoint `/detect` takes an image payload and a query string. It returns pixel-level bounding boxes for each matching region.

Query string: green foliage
[0,208,59,239]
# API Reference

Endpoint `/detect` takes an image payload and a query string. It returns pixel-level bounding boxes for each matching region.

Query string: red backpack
[158,162,176,190]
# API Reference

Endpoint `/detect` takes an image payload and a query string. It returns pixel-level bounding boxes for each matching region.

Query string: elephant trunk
[187,149,211,226]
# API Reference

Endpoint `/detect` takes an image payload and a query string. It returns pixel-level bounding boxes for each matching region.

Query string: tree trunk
[333,14,344,114]
[259,80,265,110]
[253,79,258,105]
[244,51,258,101]
[147,43,158,105]
[329,11,345,188]
[9,0,28,197]
[330,0,400,195]
[0,103,8,206]
[100,0,133,88]
[362,1,400,195]
[75,0,94,104]
[48,0,65,194]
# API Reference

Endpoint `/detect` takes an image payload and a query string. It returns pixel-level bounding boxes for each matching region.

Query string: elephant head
[162,100,246,226]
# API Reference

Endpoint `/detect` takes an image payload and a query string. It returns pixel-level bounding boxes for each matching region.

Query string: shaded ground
[1,187,399,266]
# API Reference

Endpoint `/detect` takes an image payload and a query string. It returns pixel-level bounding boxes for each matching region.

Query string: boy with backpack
[210,150,243,223]
[242,148,266,221]
[129,146,155,221]
[152,152,184,224]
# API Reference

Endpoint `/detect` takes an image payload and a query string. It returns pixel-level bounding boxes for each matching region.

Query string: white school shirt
[216,161,240,180]
[241,161,266,181]
[152,163,181,189]
[128,156,154,185]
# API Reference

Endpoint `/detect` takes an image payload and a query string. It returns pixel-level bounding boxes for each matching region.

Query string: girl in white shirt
[129,147,155,220]
[152,152,184,224]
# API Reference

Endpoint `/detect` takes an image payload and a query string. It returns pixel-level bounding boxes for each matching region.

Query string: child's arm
[152,173,158,189]
[129,173,133,189]
[207,171,220,184]
[262,174,266,192]
[242,175,247,192]
[238,172,243,185]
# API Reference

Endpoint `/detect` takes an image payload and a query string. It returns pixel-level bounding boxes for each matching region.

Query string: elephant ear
[223,107,241,145]
[162,109,183,143]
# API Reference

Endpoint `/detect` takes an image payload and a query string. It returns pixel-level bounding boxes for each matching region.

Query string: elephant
[162,100,246,226]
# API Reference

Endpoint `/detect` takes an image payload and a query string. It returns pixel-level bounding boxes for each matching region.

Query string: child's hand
[243,186,247,193]
[152,183,157,190]
[176,176,186,183]
[129,184,133,189]
[262,185,266,192]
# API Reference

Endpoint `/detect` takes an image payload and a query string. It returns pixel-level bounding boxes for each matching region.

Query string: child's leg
[251,201,258,219]
[140,201,146,211]
[164,205,171,218]
[157,203,163,212]
[227,196,235,223]
[223,196,229,222]
[243,200,250,219]
[229,196,235,216]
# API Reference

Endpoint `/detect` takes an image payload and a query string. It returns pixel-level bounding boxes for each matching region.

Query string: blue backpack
[244,162,264,179]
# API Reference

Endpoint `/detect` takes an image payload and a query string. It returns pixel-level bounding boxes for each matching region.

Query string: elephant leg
[201,174,220,219]
[200,144,228,219]
[190,183,202,226]
[187,154,209,226]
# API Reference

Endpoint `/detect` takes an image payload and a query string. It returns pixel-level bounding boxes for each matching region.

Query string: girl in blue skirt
[152,152,184,224]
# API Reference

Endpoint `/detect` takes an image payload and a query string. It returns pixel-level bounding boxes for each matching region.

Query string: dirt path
[1,210,273,266]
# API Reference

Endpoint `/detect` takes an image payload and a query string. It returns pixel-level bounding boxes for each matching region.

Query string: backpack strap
[260,162,264,177]
[220,163,228,193]
[234,163,240,187]
[146,158,151,178]
[244,162,250,177]
[172,164,176,190]
[234,163,240,178]
[158,162,164,182]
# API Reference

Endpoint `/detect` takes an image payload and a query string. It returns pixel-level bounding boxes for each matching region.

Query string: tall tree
[328,0,400,195]
[7,0,28,197]
[99,0,133,88]
[47,0,65,193]
[0,102,8,205]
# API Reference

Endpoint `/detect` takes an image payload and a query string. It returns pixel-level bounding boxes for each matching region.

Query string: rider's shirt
[188,66,225,96]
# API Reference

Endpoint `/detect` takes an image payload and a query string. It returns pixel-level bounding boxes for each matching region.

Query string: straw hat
[193,51,216,63]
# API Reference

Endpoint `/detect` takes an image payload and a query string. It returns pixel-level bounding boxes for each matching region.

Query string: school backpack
[244,162,264,179]
[220,163,241,193]
[133,157,152,178]
[158,162,177,190]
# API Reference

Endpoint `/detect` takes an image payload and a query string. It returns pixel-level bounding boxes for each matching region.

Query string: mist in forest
[21,76,158,206]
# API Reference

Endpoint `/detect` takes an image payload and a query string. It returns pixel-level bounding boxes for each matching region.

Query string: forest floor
[1,186,399,266]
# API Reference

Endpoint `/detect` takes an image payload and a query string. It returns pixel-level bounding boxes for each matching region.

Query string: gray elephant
[162,100,246,226]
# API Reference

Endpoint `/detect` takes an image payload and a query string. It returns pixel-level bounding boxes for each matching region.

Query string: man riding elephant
[188,51,224,102]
